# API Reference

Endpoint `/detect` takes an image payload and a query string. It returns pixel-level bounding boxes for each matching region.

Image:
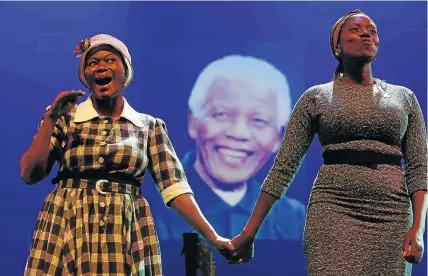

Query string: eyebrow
[351,22,377,28]
[208,102,234,109]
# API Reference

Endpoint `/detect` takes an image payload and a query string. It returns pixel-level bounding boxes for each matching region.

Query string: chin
[351,54,376,63]
[92,89,118,99]
[213,172,252,185]
[361,50,377,60]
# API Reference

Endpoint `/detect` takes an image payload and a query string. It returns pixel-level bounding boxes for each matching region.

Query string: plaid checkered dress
[25,97,193,276]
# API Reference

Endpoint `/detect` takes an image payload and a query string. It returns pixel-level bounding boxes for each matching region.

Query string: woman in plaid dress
[20,34,235,275]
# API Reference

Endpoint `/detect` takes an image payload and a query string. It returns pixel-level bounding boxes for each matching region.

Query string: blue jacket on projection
[153,151,306,241]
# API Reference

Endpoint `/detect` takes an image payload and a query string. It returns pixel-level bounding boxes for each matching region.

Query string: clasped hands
[215,230,255,265]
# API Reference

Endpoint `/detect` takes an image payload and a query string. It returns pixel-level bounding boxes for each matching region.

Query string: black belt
[52,171,142,195]
[323,151,402,166]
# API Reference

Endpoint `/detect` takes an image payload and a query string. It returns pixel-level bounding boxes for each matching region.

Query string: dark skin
[84,45,126,117]
[20,45,235,256]
[336,14,379,86]
[229,14,427,265]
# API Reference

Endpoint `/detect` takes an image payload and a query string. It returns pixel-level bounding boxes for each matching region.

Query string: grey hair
[188,55,292,131]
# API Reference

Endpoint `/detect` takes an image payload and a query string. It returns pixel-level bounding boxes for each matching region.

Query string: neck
[91,95,124,118]
[193,156,247,191]
[341,58,374,86]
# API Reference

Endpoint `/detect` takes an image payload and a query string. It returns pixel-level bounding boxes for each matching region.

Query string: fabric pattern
[25,97,193,275]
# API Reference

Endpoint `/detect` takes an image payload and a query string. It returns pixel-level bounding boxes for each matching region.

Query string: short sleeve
[402,91,427,195]
[147,118,193,206]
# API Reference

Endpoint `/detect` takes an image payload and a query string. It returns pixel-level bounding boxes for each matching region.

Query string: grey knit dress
[261,79,427,276]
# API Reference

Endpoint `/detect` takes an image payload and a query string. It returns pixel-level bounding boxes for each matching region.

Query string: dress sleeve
[261,88,318,198]
[402,91,427,196]
[147,118,193,206]
[35,106,65,162]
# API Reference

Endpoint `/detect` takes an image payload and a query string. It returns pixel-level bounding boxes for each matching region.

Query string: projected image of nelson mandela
[155,55,306,241]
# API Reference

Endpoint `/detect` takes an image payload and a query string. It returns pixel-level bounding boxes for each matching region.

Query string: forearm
[243,191,280,238]
[20,113,56,184]
[170,193,219,243]
[410,190,428,232]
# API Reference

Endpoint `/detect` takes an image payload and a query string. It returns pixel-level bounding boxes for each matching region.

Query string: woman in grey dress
[228,10,427,276]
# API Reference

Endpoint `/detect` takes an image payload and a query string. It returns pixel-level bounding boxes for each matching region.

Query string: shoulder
[140,113,159,126]
[137,113,170,135]
[306,82,334,94]
[293,82,333,110]
[383,81,414,96]
[131,111,166,130]
[381,81,418,106]
[300,82,334,101]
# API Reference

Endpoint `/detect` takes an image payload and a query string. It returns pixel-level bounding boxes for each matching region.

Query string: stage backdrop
[0,1,426,275]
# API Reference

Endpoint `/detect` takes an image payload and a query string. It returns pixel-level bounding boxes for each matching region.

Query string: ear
[188,110,198,140]
[335,46,341,56]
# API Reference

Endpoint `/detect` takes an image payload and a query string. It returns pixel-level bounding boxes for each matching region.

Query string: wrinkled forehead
[208,76,276,100]
[203,76,279,114]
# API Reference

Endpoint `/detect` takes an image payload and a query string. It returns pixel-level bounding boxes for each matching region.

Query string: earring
[335,51,340,56]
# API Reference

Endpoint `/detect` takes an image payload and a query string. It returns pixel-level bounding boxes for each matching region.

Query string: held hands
[210,235,236,260]
[402,226,425,263]
[225,230,255,265]
[46,90,86,120]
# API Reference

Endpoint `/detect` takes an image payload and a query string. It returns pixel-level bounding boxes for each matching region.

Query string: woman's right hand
[46,90,85,120]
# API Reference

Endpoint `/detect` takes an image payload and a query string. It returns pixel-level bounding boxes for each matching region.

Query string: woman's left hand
[403,226,425,263]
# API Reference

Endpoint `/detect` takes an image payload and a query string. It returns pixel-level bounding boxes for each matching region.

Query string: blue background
[0,1,426,275]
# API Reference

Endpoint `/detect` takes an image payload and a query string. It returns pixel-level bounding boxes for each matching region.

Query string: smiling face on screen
[189,77,281,187]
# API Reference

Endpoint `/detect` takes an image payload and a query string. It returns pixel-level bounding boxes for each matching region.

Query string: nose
[95,66,108,73]
[226,118,251,141]
[360,29,370,38]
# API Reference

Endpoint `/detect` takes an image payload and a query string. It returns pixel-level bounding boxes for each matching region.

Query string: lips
[218,148,249,158]
[360,39,373,44]
[214,146,255,166]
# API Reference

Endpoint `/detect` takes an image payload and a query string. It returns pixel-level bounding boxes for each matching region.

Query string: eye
[87,61,97,66]
[107,58,116,63]
[370,29,377,34]
[251,118,269,128]
[350,27,359,32]
[211,111,233,121]
[212,112,230,118]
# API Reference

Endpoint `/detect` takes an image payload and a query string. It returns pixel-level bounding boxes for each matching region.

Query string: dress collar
[73,96,144,127]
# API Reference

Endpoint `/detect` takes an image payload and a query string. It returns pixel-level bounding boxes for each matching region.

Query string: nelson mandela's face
[189,77,282,186]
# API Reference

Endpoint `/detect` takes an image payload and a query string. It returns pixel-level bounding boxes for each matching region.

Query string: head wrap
[330,9,371,80]
[330,9,367,61]
[73,34,133,88]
